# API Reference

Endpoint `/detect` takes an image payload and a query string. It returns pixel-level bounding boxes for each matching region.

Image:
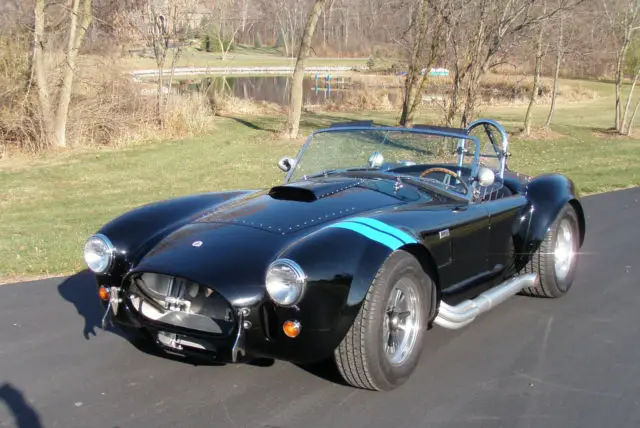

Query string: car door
[465,119,525,279]
[432,201,492,300]
[483,194,528,272]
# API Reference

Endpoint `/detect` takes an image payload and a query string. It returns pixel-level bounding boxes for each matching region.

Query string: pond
[173,75,400,106]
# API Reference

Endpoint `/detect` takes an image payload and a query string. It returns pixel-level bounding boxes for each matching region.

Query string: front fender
[274,219,421,357]
[96,190,257,277]
[518,173,585,257]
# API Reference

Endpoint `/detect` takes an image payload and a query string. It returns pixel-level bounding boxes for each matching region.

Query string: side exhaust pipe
[434,273,538,330]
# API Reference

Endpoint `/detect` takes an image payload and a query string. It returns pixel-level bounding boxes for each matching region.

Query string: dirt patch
[590,128,636,139]
[521,127,567,140]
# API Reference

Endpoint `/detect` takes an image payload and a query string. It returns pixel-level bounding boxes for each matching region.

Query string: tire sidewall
[364,251,432,390]
[547,205,580,293]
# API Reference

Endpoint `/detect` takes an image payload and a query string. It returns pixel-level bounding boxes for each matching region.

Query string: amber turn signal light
[282,320,301,338]
[98,286,110,301]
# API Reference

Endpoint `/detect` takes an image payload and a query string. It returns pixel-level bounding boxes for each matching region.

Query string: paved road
[1,188,639,428]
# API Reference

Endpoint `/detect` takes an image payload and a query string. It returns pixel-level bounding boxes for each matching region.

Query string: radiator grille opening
[127,272,235,336]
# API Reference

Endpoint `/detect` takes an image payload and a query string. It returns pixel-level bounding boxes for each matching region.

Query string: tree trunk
[241,0,248,33]
[524,20,545,136]
[615,35,632,132]
[399,0,430,127]
[53,0,92,148]
[621,67,640,133]
[446,71,461,126]
[544,13,563,129]
[283,0,328,139]
[626,99,640,136]
[460,75,480,128]
[33,0,54,146]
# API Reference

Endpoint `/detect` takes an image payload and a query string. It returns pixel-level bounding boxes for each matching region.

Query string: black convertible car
[84,119,585,391]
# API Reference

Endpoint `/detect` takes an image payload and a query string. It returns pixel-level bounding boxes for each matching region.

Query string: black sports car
[84,119,585,391]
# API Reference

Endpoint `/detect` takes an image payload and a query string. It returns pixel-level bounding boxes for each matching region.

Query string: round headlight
[265,259,306,306]
[83,234,115,274]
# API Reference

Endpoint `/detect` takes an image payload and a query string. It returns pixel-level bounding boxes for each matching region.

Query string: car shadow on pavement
[56,271,347,385]
[57,270,116,340]
[0,383,43,428]
[295,360,350,387]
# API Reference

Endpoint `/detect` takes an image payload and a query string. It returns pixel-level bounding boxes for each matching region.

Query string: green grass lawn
[115,44,370,71]
[1,77,639,281]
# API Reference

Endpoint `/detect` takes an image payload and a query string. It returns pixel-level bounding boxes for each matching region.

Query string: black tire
[520,204,580,298]
[334,250,433,391]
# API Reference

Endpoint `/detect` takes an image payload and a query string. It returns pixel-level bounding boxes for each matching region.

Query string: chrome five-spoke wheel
[334,250,433,391]
[382,278,421,366]
[520,203,581,298]
[554,217,575,281]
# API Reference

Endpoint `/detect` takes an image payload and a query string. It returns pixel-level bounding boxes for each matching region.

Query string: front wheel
[334,250,433,391]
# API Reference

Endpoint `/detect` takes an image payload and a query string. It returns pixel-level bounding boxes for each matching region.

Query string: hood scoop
[268,178,364,203]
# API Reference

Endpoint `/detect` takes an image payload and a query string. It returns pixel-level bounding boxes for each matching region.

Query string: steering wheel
[419,167,469,194]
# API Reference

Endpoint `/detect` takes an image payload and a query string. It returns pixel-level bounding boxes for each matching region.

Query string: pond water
[173,75,399,106]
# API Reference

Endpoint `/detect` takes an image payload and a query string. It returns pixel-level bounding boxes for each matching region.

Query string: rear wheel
[334,250,433,391]
[520,204,580,298]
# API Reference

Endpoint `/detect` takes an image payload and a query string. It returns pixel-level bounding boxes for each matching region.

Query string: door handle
[452,205,468,213]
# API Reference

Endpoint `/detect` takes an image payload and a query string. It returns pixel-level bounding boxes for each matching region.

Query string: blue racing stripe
[349,217,417,244]
[327,221,405,250]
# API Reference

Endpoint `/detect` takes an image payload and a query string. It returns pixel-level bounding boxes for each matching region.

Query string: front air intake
[127,273,235,336]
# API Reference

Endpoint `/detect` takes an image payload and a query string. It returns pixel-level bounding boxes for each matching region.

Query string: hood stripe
[348,217,417,244]
[327,221,405,250]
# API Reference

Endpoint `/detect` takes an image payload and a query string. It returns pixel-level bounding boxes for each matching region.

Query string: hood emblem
[192,240,203,247]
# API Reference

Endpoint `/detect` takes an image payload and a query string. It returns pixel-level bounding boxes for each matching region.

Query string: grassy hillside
[0,77,638,281]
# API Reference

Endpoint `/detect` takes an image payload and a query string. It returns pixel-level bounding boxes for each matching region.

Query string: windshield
[286,127,480,196]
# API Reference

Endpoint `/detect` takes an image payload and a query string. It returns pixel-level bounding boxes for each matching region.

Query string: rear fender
[517,174,585,261]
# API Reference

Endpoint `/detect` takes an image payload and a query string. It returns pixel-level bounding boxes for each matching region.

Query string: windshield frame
[283,125,482,200]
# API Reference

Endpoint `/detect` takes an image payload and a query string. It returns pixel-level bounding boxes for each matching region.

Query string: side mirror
[277,156,296,173]
[476,166,495,187]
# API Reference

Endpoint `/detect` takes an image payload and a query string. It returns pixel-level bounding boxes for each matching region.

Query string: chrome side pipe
[434,273,538,330]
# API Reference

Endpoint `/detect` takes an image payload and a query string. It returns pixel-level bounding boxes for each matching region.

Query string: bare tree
[544,10,565,128]
[620,35,640,134]
[441,0,580,128]
[283,0,330,138]
[207,0,245,60]
[523,2,547,135]
[128,0,196,126]
[603,0,640,132]
[398,0,447,127]
[32,0,93,148]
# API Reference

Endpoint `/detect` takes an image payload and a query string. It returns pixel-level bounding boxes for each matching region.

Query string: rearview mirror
[476,166,495,187]
[277,157,297,172]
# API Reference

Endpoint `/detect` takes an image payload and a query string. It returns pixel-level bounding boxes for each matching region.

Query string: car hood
[129,176,425,303]
[190,175,422,235]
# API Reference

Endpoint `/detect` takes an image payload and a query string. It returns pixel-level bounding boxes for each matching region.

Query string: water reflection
[175,75,359,106]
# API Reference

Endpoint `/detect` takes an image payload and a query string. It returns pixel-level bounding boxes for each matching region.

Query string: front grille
[127,272,235,336]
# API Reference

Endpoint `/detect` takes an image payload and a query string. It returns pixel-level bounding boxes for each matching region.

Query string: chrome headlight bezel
[265,259,306,306]
[83,233,115,274]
